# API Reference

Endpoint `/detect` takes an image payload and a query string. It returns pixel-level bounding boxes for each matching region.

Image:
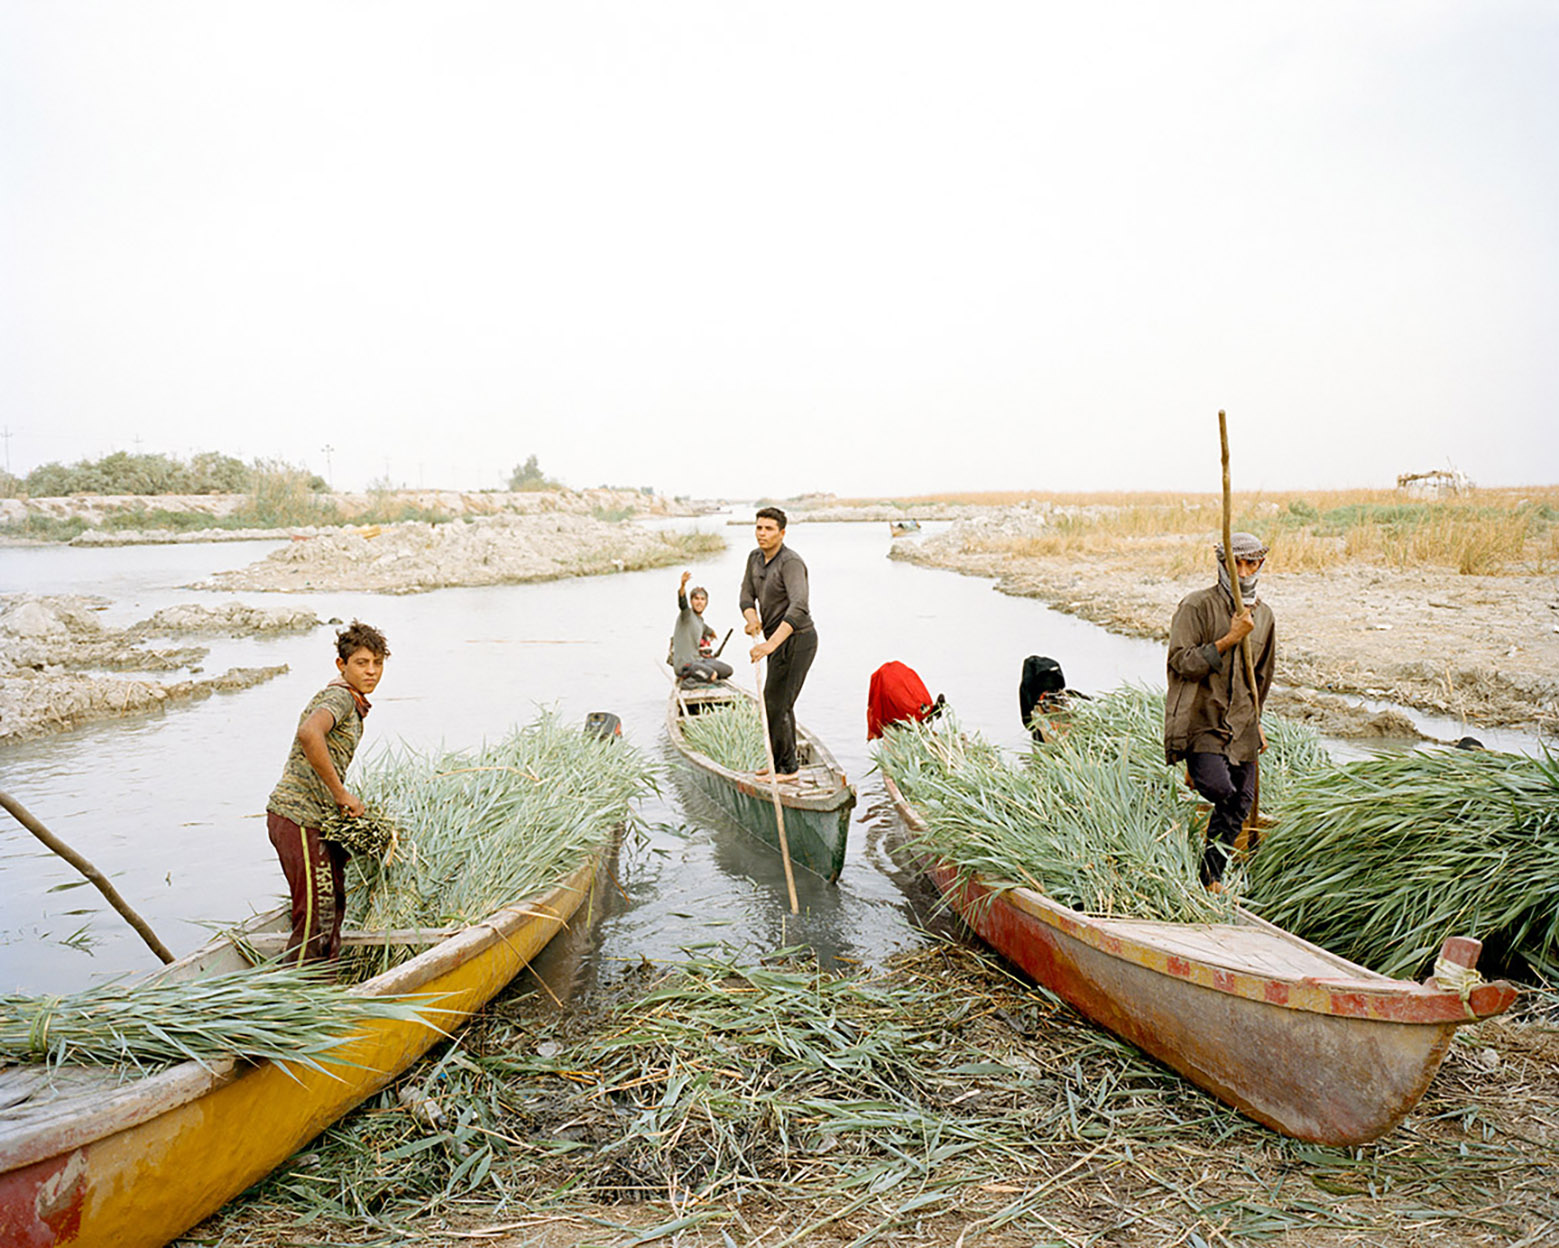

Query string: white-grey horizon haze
[3,2,1556,499]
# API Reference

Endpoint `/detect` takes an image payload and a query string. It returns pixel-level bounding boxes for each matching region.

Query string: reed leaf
[876,687,1331,923]
[0,964,436,1073]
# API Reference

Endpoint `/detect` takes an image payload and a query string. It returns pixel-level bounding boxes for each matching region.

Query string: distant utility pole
[321,443,335,489]
[1,426,11,475]
[132,434,143,452]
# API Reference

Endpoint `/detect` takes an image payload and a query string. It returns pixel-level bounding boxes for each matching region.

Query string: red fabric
[867,661,935,740]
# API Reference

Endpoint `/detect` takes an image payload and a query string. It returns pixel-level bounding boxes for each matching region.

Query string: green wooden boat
[666,682,857,882]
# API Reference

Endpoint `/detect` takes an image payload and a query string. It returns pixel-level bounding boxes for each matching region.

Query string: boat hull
[886,777,1516,1145]
[0,854,605,1248]
[666,684,856,882]
[677,750,854,881]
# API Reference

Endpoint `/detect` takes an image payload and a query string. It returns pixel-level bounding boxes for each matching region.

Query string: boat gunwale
[882,773,1518,1027]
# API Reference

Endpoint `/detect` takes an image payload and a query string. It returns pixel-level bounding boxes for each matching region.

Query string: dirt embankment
[195,512,718,594]
[0,487,704,546]
[893,511,1559,737]
[0,597,318,743]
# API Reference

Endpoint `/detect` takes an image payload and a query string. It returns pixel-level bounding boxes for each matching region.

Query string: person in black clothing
[740,507,816,780]
[1020,655,1080,743]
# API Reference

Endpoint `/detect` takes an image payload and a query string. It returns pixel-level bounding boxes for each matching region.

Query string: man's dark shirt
[740,545,813,639]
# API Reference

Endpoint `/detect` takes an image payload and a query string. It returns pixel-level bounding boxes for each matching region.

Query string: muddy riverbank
[892,513,1559,737]
[0,596,317,743]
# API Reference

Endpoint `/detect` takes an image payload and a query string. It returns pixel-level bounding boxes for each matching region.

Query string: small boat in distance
[880,772,1518,1146]
[0,848,614,1248]
[667,682,857,882]
[888,518,921,536]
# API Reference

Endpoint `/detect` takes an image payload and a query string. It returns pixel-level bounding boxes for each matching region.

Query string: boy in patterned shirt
[265,620,389,962]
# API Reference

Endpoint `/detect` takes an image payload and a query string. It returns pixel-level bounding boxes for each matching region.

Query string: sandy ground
[892,517,1559,738]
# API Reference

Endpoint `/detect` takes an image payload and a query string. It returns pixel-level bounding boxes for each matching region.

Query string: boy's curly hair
[336,619,390,661]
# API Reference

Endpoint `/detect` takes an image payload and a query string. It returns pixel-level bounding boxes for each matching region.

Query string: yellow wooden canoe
[0,850,608,1248]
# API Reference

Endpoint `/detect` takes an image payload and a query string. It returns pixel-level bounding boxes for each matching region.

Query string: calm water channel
[0,516,1534,997]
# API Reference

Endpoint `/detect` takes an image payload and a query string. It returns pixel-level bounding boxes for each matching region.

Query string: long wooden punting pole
[751,639,800,914]
[1,787,176,964]
[1218,410,1263,824]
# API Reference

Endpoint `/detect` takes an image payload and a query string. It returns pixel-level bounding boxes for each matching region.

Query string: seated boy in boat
[670,570,733,684]
[265,620,389,963]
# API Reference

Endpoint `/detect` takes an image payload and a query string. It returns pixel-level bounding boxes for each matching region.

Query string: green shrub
[237,460,342,528]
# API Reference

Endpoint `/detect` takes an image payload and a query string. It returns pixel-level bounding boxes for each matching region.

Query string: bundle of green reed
[879,707,1220,923]
[321,802,410,863]
[678,697,767,774]
[1041,682,1331,812]
[878,687,1332,921]
[1245,746,1559,980]
[343,711,653,971]
[0,964,435,1073]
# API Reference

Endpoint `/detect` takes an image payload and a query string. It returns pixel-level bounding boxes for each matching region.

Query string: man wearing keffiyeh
[265,620,390,962]
[1163,532,1276,891]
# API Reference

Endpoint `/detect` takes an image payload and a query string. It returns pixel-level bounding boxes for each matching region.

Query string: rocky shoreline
[1,493,730,740]
[194,511,720,594]
[7,499,1555,744]
[0,597,321,744]
[892,511,1559,737]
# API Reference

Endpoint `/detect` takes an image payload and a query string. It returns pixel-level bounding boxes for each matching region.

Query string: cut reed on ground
[344,711,655,976]
[201,943,1559,1247]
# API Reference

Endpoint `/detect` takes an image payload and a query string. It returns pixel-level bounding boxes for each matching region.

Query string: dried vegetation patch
[187,946,1558,1248]
[891,490,1559,735]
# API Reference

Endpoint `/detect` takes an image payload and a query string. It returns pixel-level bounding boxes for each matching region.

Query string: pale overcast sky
[2,3,1555,497]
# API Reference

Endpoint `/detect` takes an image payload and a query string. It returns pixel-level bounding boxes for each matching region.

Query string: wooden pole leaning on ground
[751,636,801,915]
[1,788,177,964]
[1218,410,1264,830]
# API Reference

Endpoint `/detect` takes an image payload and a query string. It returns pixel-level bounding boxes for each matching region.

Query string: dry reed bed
[861,487,1559,575]
[189,942,1559,1248]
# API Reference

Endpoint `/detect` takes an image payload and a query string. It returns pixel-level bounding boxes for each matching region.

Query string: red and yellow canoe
[883,773,1518,1145]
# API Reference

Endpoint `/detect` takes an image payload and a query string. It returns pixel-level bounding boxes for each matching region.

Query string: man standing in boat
[265,620,389,962]
[1164,532,1276,891]
[671,569,733,683]
[741,507,816,781]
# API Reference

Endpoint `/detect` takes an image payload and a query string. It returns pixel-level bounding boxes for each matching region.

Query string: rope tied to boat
[1434,952,1484,1016]
[28,995,62,1055]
